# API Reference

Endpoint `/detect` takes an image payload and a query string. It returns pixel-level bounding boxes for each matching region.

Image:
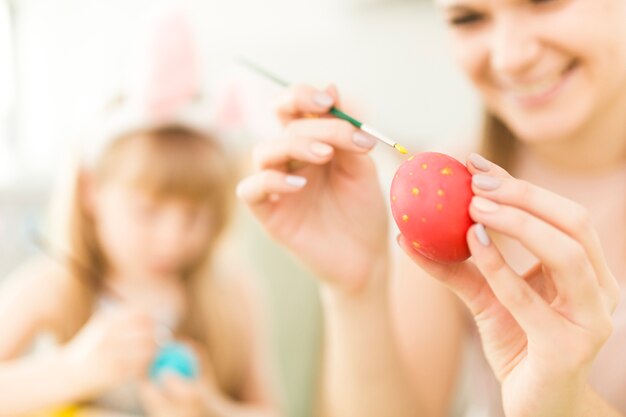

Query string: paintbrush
[238,57,408,155]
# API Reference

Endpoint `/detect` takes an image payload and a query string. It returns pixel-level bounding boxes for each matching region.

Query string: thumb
[397,234,494,316]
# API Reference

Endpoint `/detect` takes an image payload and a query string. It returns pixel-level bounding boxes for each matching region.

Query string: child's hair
[49,124,248,398]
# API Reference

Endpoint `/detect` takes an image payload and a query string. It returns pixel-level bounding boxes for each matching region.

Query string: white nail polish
[472,174,502,191]
[352,131,376,149]
[469,153,491,172]
[475,223,491,246]
[286,175,307,188]
[313,92,334,108]
[472,196,500,213]
[310,142,333,157]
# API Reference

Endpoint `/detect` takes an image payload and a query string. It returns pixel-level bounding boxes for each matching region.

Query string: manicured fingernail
[472,196,499,212]
[286,175,307,187]
[475,223,491,246]
[310,142,333,157]
[472,174,501,191]
[352,131,377,149]
[469,153,491,172]
[313,92,334,108]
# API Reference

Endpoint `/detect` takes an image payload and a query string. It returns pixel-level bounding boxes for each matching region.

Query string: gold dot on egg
[437,189,445,197]
[392,195,397,201]
[402,214,409,222]
[436,203,443,212]
[409,172,413,176]
[421,163,428,170]
[412,241,421,249]
[441,167,453,176]
[412,187,420,196]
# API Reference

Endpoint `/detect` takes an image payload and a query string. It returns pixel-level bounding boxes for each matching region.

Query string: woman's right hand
[63,308,157,394]
[237,85,388,293]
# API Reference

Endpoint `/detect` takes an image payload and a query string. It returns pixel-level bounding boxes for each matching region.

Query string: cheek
[94,199,148,263]
[451,34,491,91]
[187,224,212,253]
[182,220,213,260]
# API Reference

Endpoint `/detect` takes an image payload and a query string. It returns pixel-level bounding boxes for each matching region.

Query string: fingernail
[310,142,333,157]
[472,174,501,191]
[352,131,377,149]
[313,92,334,108]
[469,153,491,172]
[472,196,499,212]
[286,175,307,188]
[475,223,491,246]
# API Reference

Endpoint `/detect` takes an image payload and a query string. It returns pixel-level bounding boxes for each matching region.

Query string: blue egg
[149,343,199,381]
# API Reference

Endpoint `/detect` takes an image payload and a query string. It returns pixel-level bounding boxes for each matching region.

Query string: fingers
[140,375,203,408]
[468,154,620,312]
[239,115,378,208]
[466,153,510,177]
[161,374,201,402]
[467,224,566,342]
[469,196,605,325]
[396,235,495,317]
[275,84,336,124]
[253,118,376,171]
[236,170,308,206]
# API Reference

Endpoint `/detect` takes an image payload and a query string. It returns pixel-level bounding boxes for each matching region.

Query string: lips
[498,60,578,106]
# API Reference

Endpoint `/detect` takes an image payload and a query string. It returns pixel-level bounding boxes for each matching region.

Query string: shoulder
[0,256,90,335]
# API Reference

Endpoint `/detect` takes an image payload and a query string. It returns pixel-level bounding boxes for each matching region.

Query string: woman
[237,0,626,416]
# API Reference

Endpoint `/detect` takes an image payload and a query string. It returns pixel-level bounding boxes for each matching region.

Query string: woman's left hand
[398,154,620,417]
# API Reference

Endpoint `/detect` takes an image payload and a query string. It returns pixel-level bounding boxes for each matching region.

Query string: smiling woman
[237,0,626,416]
[441,0,626,167]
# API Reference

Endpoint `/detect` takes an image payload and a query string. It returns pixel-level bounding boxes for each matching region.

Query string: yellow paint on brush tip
[394,144,408,154]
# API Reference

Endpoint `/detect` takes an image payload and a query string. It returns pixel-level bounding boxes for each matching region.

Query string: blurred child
[0,8,280,417]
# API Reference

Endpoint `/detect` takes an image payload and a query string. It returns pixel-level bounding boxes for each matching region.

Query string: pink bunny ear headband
[83,6,224,166]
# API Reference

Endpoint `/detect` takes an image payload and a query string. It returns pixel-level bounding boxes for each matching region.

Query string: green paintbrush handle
[329,107,362,128]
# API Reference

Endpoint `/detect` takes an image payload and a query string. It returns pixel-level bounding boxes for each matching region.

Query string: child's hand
[398,154,619,417]
[237,85,389,294]
[139,374,208,417]
[141,340,222,417]
[63,308,157,395]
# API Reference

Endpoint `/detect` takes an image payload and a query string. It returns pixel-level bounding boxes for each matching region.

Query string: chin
[146,264,180,276]
[495,101,592,145]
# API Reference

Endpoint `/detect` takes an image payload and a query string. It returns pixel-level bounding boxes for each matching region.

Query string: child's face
[437,0,626,143]
[91,180,214,278]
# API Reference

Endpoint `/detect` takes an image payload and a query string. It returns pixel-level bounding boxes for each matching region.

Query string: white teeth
[509,74,562,98]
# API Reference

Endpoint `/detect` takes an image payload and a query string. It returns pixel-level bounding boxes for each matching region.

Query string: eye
[531,0,562,6]
[449,12,485,26]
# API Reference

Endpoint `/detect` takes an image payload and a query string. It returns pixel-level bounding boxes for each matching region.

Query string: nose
[490,17,540,77]
[153,214,188,260]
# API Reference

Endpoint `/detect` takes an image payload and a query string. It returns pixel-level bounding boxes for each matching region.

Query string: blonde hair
[49,124,246,397]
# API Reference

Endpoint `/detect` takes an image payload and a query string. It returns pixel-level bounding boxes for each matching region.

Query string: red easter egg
[390,152,474,263]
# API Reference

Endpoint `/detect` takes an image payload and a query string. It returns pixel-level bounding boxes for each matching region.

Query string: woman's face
[436,0,626,143]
